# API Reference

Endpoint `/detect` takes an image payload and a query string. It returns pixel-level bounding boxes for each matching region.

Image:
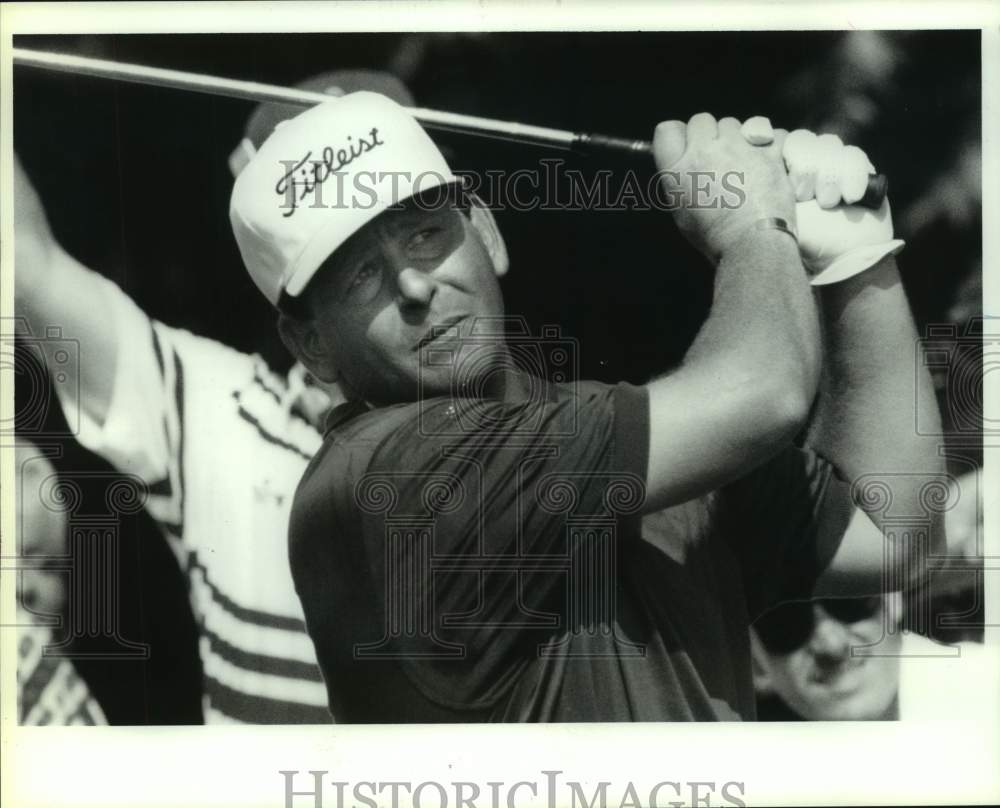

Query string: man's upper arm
[643,365,808,515]
[19,249,121,430]
[33,265,176,484]
[28,257,261,532]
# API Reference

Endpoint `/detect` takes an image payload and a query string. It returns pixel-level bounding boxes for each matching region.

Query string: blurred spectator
[18,611,107,726]
[753,466,988,720]
[751,592,991,721]
[752,594,902,720]
[15,440,107,725]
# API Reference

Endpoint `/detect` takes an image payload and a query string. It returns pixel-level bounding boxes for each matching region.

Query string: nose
[395,264,438,308]
[808,608,852,660]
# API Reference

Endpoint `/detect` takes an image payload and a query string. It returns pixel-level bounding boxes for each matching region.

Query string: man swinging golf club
[231,92,943,722]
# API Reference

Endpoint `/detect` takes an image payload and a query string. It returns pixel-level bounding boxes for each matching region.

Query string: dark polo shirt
[289,379,844,722]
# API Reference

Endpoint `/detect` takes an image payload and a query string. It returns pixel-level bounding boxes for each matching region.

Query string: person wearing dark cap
[230,94,945,721]
[13,70,415,724]
[750,591,992,721]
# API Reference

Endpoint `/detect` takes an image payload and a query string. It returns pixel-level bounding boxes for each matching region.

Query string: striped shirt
[18,608,107,726]
[58,276,329,723]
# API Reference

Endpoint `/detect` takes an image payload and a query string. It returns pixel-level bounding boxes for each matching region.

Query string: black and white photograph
[1,2,997,807]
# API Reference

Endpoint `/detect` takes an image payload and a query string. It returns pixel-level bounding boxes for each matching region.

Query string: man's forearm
[688,227,822,407]
[809,255,946,552]
[642,115,824,512]
[643,229,821,511]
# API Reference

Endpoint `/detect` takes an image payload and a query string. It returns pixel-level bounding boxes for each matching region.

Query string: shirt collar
[323,399,373,436]
[322,372,560,436]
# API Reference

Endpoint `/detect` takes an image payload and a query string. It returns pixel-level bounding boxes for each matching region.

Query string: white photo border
[1,3,998,807]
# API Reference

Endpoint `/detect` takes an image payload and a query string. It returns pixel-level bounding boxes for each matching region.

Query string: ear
[468,195,509,277]
[749,630,776,695]
[277,313,341,385]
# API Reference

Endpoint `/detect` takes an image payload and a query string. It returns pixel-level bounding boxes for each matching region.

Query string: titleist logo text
[275,127,384,217]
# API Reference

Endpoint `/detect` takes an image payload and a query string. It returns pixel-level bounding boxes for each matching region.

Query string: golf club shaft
[13,47,887,206]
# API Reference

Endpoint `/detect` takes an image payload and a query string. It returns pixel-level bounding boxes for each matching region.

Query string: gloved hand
[737,120,905,285]
[781,128,905,286]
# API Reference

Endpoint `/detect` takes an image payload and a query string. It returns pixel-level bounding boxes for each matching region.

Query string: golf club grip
[858,173,888,209]
[578,133,888,210]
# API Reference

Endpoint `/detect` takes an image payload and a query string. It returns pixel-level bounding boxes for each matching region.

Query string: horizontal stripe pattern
[200,637,328,708]
[130,320,330,724]
[181,546,329,723]
[202,677,331,724]
[203,625,322,682]
[188,553,307,634]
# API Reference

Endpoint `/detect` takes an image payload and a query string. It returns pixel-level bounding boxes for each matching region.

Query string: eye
[339,261,382,303]
[407,226,446,256]
[350,262,378,286]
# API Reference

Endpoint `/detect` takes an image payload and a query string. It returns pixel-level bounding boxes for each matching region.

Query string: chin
[807,695,895,721]
[795,681,898,721]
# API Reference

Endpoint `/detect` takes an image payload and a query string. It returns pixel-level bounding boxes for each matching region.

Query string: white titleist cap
[230,92,457,305]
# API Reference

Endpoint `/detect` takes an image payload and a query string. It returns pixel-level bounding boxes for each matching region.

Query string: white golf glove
[782,128,905,286]
[740,120,905,285]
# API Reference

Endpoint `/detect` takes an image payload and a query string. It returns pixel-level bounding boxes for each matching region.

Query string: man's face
[294,195,507,405]
[752,595,902,720]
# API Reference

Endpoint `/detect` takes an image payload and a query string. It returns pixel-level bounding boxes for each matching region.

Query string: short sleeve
[292,381,649,713]
[57,274,172,483]
[718,446,853,619]
[53,273,260,531]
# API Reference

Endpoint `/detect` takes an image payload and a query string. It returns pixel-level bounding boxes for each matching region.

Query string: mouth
[414,316,467,351]
[809,655,867,692]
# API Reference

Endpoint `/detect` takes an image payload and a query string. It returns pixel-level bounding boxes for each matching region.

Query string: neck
[461,351,532,402]
[470,351,530,401]
[362,348,536,409]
